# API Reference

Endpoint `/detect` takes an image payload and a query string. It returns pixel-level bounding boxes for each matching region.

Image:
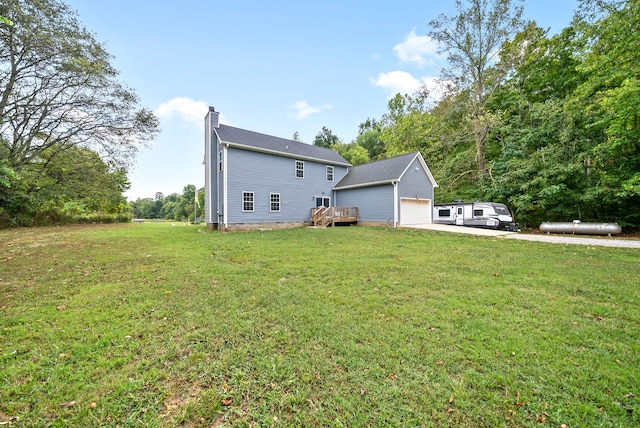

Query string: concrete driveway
[409,223,640,249]
[409,223,515,237]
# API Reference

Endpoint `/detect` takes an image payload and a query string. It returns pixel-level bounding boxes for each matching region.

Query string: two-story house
[204,106,438,231]
[204,107,351,230]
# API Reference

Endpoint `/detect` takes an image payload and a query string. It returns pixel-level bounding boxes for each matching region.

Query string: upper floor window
[295,160,304,179]
[218,150,223,171]
[242,191,254,212]
[326,165,334,182]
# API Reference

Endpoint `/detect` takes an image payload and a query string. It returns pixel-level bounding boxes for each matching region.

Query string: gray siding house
[204,107,351,230]
[204,107,438,230]
[333,151,438,228]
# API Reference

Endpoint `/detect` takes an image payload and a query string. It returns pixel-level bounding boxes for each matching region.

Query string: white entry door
[455,206,464,225]
[315,196,330,208]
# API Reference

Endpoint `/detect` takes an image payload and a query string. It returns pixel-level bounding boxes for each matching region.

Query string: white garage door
[400,198,431,225]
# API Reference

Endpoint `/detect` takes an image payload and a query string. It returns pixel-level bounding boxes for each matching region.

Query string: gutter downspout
[214,141,218,226]
[206,152,212,225]
[393,181,398,228]
[223,144,228,230]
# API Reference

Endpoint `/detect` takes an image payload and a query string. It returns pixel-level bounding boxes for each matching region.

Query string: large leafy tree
[484,24,592,224]
[0,0,158,222]
[313,126,341,148]
[356,118,385,161]
[0,0,158,169]
[429,0,524,176]
[379,89,433,157]
[570,0,640,224]
[34,146,129,210]
[331,142,369,166]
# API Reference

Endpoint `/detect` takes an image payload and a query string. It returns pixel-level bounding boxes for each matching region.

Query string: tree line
[312,0,639,228]
[130,186,205,222]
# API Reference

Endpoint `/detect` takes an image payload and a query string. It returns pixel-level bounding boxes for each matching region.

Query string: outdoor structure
[204,107,438,231]
[333,151,438,227]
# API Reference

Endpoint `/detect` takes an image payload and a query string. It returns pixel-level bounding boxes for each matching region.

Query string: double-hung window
[295,160,304,179]
[242,191,254,212]
[218,150,223,171]
[270,193,280,212]
[326,165,334,182]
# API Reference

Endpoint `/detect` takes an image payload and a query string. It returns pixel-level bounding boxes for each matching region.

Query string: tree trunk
[473,114,489,176]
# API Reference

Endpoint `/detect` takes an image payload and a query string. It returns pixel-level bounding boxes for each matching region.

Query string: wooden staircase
[311,207,358,227]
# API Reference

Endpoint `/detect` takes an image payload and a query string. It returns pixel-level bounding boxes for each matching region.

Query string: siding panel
[398,157,434,201]
[225,148,347,224]
[335,185,394,222]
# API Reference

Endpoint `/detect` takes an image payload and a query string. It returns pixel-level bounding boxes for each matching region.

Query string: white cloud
[154,97,209,128]
[290,101,333,120]
[371,71,452,101]
[371,71,422,96]
[393,30,441,68]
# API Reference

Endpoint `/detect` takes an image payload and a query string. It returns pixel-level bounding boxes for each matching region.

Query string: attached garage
[333,151,438,228]
[400,198,432,225]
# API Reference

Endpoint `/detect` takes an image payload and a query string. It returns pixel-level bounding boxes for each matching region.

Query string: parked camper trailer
[433,201,518,231]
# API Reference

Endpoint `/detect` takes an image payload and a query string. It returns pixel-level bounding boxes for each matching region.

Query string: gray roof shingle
[334,151,436,189]
[215,124,351,166]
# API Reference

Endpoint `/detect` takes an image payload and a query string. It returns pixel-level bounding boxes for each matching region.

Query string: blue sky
[66,0,579,200]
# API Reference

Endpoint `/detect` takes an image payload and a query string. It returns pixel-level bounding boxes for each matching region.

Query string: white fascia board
[418,154,439,188]
[397,152,439,188]
[332,179,396,191]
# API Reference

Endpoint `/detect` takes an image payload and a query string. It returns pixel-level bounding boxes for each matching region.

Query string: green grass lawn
[1,223,638,427]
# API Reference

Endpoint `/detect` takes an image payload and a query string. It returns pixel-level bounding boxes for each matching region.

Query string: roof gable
[333,151,438,190]
[215,124,351,166]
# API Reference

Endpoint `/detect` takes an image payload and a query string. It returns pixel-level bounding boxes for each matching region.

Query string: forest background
[1,0,638,228]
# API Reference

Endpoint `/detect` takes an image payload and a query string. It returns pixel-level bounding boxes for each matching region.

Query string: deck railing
[311,206,358,227]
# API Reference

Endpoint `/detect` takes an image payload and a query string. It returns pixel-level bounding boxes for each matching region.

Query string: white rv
[433,201,518,231]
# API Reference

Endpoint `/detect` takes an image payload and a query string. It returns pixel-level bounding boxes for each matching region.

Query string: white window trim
[270,193,281,212]
[295,160,304,179]
[326,165,334,182]
[242,191,254,212]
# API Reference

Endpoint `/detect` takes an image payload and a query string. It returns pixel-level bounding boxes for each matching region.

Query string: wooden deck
[310,206,358,227]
